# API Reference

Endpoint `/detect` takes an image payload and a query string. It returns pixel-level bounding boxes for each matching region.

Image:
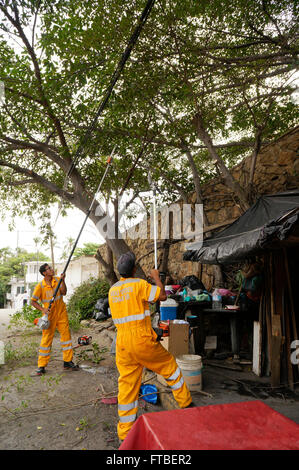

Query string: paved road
[0,308,16,339]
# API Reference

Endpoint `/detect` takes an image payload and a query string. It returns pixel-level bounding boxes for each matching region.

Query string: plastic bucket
[176,354,203,390]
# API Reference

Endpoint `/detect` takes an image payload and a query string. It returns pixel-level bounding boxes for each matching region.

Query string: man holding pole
[31,263,79,375]
[108,252,193,443]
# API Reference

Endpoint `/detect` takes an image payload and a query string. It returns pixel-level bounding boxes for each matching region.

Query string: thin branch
[31,0,41,48]
[0,135,70,174]
[8,178,35,187]
[0,158,75,204]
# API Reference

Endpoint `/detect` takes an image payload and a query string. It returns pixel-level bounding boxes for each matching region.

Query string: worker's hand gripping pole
[47,149,115,311]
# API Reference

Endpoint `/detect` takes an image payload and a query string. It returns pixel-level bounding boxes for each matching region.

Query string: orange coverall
[31,276,73,367]
[108,277,192,440]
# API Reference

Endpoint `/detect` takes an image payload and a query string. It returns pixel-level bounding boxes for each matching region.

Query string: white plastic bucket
[176,354,203,390]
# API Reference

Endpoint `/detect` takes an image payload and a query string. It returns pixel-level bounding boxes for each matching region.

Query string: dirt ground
[0,317,160,451]
[1,316,299,451]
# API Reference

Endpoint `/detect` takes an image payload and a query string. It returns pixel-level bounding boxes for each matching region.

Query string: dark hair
[39,263,49,276]
[117,252,136,278]
[121,267,135,278]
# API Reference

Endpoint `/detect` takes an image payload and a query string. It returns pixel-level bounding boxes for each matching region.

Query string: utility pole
[16,230,19,253]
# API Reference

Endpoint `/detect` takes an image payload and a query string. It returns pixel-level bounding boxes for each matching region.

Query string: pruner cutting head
[106,145,117,165]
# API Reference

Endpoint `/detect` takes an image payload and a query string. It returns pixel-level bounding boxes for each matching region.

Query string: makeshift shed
[184,190,299,389]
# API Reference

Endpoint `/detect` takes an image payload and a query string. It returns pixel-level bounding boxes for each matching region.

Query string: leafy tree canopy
[0,0,298,232]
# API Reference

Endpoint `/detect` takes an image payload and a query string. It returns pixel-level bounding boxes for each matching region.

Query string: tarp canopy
[183,190,299,265]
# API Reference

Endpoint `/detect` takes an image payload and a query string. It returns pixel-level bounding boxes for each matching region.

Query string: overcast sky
[0,206,104,261]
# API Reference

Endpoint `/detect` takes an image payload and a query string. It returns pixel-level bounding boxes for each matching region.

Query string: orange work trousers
[116,327,192,441]
[38,307,73,367]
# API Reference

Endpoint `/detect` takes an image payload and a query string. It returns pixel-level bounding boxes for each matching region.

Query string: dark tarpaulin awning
[183,189,299,265]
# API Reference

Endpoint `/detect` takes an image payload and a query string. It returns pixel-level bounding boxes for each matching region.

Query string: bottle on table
[212,289,222,310]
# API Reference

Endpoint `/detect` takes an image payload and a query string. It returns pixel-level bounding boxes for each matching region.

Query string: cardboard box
[157,321,189,386]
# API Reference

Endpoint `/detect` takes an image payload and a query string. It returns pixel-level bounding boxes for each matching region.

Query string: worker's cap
[117,252,136,277]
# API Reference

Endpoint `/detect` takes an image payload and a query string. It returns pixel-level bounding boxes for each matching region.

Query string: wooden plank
[253,320,262,376]
[283,248,299,374]
[264,256,272,376]
[274,251,287,385]
[284,292,294,390]
[270,253,282,387]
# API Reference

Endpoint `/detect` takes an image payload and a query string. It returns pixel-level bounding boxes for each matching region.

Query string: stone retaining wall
[97,126,299,289]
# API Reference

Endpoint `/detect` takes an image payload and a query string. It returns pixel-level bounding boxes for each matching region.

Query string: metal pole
[48,151,115,310]
[148,173,158,270]
[152,186,158,270]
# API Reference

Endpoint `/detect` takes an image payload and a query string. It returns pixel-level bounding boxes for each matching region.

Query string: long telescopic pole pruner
[47,148,115,311]
[148,173,158,270]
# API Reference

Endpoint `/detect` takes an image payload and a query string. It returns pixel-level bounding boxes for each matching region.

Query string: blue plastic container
[160,306,177,321]
[140,384,158,404]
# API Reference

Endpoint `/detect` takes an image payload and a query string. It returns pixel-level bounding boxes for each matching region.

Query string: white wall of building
[6,277,29,309]
[6,257,100,308]
[25,261,44,285]
[55,256,101,303]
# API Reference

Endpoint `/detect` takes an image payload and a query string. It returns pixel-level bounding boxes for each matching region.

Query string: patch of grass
[41,373,63,389]
[4,340,39,364]
[9,304,37,328]
[91,342,108,364]
[14,374,34,392]
[1,374,33,403]
[75,343,108,364]
[67,310,82,332]
[76,417,89,431]
[102,421,111,431]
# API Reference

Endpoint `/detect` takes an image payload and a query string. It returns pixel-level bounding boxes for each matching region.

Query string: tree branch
[0,135,70,174]
[0,159,75,204]
[0,2,72,159]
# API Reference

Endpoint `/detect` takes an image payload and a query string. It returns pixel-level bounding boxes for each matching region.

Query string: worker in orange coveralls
[31,263,79,376]
[108,252,193,443]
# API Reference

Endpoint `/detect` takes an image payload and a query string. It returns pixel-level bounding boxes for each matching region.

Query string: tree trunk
[193,113,250,212]
[94,245,118,286]
[89,203,146,280]
[161,240,170,276]
[213,264,223,287]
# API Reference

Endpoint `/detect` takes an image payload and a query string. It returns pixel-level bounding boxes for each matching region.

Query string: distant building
[6,261,44,309]
[6,277,27,310]
[25,260,44,286]
[55,256,101,303]
[6,257,100,308]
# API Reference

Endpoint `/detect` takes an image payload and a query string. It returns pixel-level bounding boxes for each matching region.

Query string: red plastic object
[101,397,118,405]
[119,401,299,450]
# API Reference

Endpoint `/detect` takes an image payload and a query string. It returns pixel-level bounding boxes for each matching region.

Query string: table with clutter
[156,275,253,360]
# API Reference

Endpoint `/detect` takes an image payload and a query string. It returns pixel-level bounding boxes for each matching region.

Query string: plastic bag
[179,275,205,291]
[93,297,111,321]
